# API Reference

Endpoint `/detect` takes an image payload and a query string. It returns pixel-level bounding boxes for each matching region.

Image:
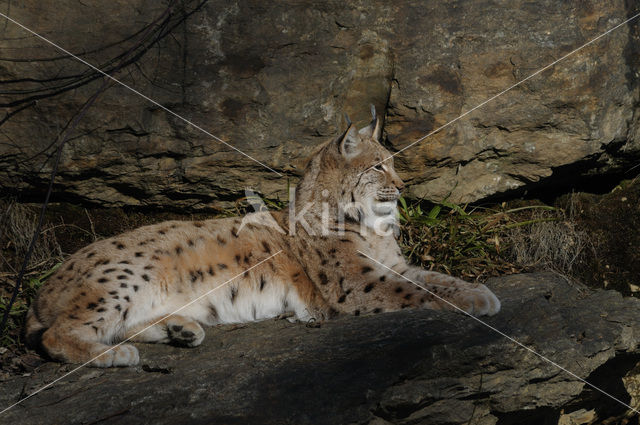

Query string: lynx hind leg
[41,320,139,368]
[127,315,205,348]
[24,307,46,349]
[418,270,501,317]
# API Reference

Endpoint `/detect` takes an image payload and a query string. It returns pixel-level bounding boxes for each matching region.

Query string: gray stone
[0,272,638,424]
[0,1,639,207]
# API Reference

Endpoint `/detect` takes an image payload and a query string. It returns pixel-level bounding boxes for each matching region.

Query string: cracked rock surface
[1,272,639,424]
[1,1,640,207]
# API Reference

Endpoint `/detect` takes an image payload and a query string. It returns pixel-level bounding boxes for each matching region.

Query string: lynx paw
[90,344,139,368]
[167,318,205,347]
[456,284,501,317]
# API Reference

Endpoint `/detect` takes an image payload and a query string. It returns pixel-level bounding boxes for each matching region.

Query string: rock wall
[0,0,639,208]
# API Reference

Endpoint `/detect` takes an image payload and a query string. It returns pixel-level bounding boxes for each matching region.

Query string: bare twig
[83,208,97,242]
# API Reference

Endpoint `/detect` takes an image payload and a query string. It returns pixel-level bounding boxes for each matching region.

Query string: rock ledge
[1,272,639,424]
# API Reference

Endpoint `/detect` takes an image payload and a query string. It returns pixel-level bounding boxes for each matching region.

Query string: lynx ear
[358,105,383,141]
[339,125,361,160]
[372,107,383,141]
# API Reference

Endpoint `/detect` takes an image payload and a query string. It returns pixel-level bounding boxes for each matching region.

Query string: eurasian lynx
[25,108,500,367]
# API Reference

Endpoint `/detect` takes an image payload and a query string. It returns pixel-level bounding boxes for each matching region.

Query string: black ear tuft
[358,105,383,141]
[344,113,352,127]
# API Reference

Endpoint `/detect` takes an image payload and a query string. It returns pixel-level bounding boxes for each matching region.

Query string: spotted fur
[25,108,500,367]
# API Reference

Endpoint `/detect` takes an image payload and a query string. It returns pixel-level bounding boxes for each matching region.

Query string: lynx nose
[392,175,404,191]
[387,169,404,191]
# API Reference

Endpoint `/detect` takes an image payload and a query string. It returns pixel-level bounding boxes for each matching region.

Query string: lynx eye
[373,163,384,172]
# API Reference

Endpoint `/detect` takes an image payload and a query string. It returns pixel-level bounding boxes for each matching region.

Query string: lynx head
[296,106,404,233]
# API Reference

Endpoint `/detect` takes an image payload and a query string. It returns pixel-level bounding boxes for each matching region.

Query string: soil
[561,178,640,296]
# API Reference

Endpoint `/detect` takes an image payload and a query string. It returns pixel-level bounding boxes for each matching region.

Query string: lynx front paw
[90,344,140,368]
[456,284,501,317]
[167,318,205,347]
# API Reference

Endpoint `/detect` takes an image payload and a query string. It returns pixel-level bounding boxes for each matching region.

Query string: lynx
[25,108,500,367]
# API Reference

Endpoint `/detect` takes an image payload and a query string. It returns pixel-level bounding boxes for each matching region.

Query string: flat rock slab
[0,273,639,424]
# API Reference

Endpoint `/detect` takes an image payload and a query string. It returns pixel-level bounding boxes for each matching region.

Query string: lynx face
[336,115,404,233]
[354,156,404,233]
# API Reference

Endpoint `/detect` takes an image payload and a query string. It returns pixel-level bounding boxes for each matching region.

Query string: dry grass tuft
[504,209,589,277]
[397,198,590,282]
[0,199,63,278]
[0,200,64,352]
